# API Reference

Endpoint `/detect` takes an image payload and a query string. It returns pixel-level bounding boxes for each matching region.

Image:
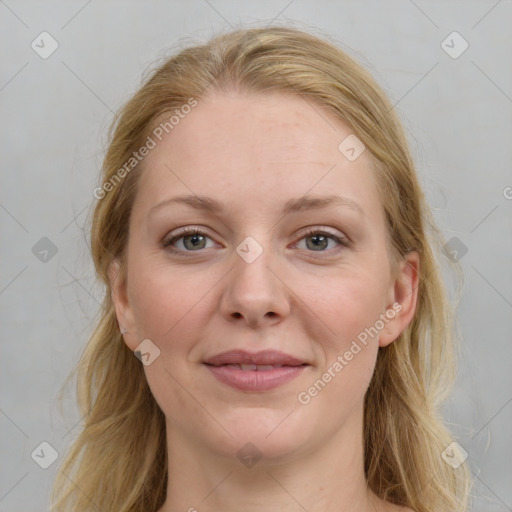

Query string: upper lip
[204,349,307,366]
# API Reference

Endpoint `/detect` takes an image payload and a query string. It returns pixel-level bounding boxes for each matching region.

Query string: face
[110,89,419,464]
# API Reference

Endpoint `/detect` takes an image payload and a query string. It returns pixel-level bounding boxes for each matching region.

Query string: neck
[158,405,381,512]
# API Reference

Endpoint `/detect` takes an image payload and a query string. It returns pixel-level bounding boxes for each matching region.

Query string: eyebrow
[148,193,364,218]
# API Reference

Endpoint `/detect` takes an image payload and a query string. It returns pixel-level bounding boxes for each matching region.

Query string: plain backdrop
[1,1,511,511]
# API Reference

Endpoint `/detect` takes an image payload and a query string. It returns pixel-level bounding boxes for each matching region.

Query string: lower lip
[205,364,307,391]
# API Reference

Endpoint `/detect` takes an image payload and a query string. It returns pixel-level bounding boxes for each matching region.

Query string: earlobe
[378,252,420,348]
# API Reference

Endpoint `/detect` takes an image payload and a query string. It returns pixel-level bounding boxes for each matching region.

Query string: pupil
[309,235,327,250]
[187,235,204,249]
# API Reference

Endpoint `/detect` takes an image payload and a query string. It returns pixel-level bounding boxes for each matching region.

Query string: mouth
[203,350,309,391]
[209,363,305,371]
[203,349,308,367]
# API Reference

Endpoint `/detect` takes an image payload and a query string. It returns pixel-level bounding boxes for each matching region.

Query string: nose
[219,240,291,329]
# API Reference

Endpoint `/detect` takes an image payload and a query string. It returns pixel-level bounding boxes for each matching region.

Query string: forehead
[133,90,383,222]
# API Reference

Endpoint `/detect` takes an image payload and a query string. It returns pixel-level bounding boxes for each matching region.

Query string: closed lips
[223,364,289,370]
[203,349,309,368]
[204,349,309,391]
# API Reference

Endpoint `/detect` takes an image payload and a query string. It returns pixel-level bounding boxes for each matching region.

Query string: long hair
[50,26,472,512]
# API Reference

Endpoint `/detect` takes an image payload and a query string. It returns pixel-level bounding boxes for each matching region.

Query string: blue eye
[162,227,350,254]
[297,229,350,252]
[162,228,214,252]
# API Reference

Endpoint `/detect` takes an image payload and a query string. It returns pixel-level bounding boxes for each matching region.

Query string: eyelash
[162,227,351,255]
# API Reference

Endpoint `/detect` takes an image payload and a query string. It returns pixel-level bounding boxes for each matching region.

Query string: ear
[108,259,138,350]
[378,251,420,348]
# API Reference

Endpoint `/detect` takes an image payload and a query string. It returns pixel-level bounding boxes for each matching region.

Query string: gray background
[1,1,511,511]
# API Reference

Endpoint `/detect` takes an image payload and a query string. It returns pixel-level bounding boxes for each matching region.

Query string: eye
[295,228,350,253]
[162,228,216,253]
[162,227,351,255]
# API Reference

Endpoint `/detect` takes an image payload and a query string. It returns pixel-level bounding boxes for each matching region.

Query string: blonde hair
[51,26,472,512]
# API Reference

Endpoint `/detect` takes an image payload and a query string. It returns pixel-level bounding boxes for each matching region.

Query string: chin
[207,407,317,465]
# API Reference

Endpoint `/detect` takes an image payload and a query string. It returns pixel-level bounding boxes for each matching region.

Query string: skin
[110,89,419,512]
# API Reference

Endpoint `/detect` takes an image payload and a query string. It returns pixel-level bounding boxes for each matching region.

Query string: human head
[51,26,470,512]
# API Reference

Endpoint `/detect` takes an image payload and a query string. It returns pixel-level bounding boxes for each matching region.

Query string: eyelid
[162,225,351,253]
[162,226,214,248]
[294,227,351,250]
[296,226,350,243]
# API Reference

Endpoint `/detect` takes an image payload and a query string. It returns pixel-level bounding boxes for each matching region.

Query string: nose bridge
[233,232,278,296]
[220,232,289,326]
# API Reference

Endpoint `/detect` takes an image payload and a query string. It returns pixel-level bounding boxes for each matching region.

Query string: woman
[51,26,471,512]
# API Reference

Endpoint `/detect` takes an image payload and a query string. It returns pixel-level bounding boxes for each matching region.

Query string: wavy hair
[50,26,472,512]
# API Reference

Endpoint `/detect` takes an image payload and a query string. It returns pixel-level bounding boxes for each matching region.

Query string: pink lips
[203,349,308,391]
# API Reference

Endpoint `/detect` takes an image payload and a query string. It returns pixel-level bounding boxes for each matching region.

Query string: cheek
[129,265,215,421]
[300,272,385,398]
[306,270,388,349]
[129,263,204,339]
